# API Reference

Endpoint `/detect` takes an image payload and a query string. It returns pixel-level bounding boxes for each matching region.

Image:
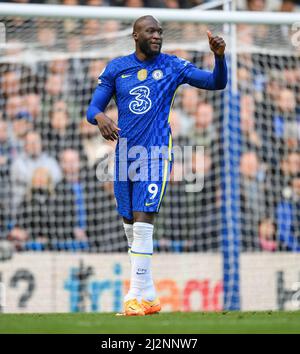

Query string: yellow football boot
[141,298,161,315]
[124,298,145,316]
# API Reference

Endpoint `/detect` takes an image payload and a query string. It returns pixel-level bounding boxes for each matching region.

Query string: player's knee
[133,212,155,224]
[123,217,134,224]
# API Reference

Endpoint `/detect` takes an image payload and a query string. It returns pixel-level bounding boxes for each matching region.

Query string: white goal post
[0,3,299,24]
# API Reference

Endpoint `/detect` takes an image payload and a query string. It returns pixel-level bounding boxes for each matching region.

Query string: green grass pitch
[1,311,300,334]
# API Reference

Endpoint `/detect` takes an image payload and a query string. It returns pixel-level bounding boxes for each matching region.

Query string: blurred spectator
[246,0,266,11]
[280,151,300,187]
[24,93,42,122]
[168,109,191,145]
[265,70,285,102]
[101,20,120,34]
[49,58,69,77]
[124,0,144,6]
[40,71,66,117]
[50,96,65,108]
[239,151,272,250]
[54,149,88,243]
[284,67,300,90]
[85,0,106,5]
[8,167,56,251]
[41,71,70,120]
[82,19,102,37]
[165,0,180,7]
[276,177,300,251]
[181,87,199,115]
[240,95,262,150]
[42,104,83,160]
[36,21,57,48]
[258,218,277,251]
[279,0,296,11]
[66,35,82,53]
[88,59,107,81]
[10,131,62,213]
[62,0,79,4]
[191,102,218,148]
[5,94,24,121]
[237,66,253,93]
[45,73,65,98]
[1,70,21,98]
[237,25,254,46]
[273,88,299,151]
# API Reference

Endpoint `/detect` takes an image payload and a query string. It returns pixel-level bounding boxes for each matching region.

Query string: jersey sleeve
[86,61,116,125]
[175,55,228,90]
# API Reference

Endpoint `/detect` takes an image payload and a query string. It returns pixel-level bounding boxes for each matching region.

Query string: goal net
[0,4,299,313]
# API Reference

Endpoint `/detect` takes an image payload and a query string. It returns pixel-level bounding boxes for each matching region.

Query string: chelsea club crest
[152,70,163,80]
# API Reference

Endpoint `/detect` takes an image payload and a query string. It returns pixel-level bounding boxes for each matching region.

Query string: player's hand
[207,30,226,57]
[95,113,120,141]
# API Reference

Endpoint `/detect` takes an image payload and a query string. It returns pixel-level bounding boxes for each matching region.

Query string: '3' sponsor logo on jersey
[129,85,152,115]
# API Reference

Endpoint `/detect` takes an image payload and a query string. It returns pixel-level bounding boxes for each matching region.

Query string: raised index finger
[207,30,212,40]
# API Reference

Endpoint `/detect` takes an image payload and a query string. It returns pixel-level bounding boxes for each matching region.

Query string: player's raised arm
[183,31,227,90]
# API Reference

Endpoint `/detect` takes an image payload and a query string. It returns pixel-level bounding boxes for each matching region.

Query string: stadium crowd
[0,0,299,253]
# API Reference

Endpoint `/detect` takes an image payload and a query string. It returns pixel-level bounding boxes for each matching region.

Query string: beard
[139,40,162,57]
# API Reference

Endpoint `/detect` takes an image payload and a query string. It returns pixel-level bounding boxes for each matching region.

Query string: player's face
[136,21,163,57]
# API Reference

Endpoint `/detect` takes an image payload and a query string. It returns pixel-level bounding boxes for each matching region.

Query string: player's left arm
[184,31,227,90]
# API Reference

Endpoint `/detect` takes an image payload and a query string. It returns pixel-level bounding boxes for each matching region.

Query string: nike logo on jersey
[145,201,156,206]
[121,74,131,78]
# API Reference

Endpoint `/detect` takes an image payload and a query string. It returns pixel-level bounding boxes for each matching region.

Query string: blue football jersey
[87,52,227,161]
